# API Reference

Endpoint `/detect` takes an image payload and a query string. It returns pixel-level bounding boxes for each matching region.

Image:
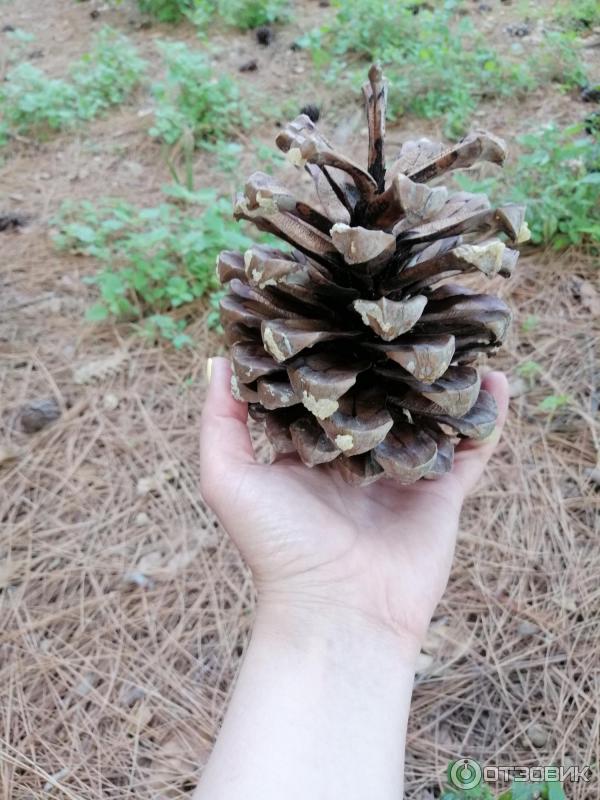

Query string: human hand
[199,357,508,646]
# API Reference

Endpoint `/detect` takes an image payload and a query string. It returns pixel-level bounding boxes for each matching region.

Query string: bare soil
[1,1,599,798]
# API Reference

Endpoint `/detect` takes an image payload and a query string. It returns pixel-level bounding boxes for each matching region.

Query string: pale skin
[194,357,509,800]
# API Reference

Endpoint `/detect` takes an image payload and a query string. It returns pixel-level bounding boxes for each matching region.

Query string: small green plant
[53,188,255,346]
[457,125,600,248]
[549,0,600,31]
[0,63,79,141]
[528,31,588,89]
[213,0,290,29]
[538,395,572,413]
[298,0,588,138]
[71,27,146,119]
[521,316,540,333]
[3,27,35,64]
[517,360,543,380]
[137,0,198,21]
[132,0,289,28]
[0,28,144,144]
[150,41,249,147]
[298,0,536,138]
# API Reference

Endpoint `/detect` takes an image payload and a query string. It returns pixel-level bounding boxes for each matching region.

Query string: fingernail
[206,357,213,383]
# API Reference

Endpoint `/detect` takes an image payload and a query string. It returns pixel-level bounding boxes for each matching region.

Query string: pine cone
[217,65,528,487]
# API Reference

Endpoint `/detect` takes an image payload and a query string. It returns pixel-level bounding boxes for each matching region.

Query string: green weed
[528,31,587,89]
[299,0,537,138]
[0,28,145,144]
[210,0,290,29]
[72,27,147,119]
[0,64,80,142]
[457,124,600,248]
[136,0,198,21]
[549,0,600,31]
[517,360,543,380]
[538,395,572,413]
[150,41,249,147]
[131,0,289,28]
[52,187,255,346]
[298,0,587,138]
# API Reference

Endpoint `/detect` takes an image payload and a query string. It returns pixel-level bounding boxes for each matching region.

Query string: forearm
[194,604,420,800]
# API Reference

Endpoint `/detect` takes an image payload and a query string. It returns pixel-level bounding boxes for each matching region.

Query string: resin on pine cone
[217,65,528,487]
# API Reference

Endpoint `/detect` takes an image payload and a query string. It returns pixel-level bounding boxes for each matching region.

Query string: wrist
[253,597,422,669]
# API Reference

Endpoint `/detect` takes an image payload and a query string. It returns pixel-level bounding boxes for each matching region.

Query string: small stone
[1,24,15,32]
[517,620,540,636]
[239,58,258,73]
[526,723,548,747]
[19,398,61,433]
[102,393,119,411]
[294,66,305,75]
[135,512,150,526]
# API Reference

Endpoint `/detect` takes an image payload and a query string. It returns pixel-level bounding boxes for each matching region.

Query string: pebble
[517,620,540,636]
[19,398,61,433]
[102,393,119,411]
[526,723,548,747]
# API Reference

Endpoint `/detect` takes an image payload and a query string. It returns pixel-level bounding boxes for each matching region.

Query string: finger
[199,357,255,482]
[450,370,510,496]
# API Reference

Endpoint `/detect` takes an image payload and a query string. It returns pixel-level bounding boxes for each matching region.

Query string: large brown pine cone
[216,65,528,487]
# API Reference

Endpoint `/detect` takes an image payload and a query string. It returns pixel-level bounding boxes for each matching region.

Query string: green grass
[71,27,147,119]
[149,41,250,147]
[549,0,600,31]
[132,0,290,28]
[52,186,256,347]
[456,124,600,249]
[298,0,587,138]
[0,28,145,144]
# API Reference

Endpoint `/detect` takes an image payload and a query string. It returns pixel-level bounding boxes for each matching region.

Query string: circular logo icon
[449,758,483,790]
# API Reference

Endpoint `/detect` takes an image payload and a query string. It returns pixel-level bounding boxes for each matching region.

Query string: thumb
[199,357,256,506]
[450,370,510,496]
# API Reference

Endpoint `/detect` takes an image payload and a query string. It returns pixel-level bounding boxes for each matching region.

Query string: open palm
[200,357,508,641]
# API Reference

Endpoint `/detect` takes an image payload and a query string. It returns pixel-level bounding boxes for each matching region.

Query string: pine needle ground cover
[1,0,599,797]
